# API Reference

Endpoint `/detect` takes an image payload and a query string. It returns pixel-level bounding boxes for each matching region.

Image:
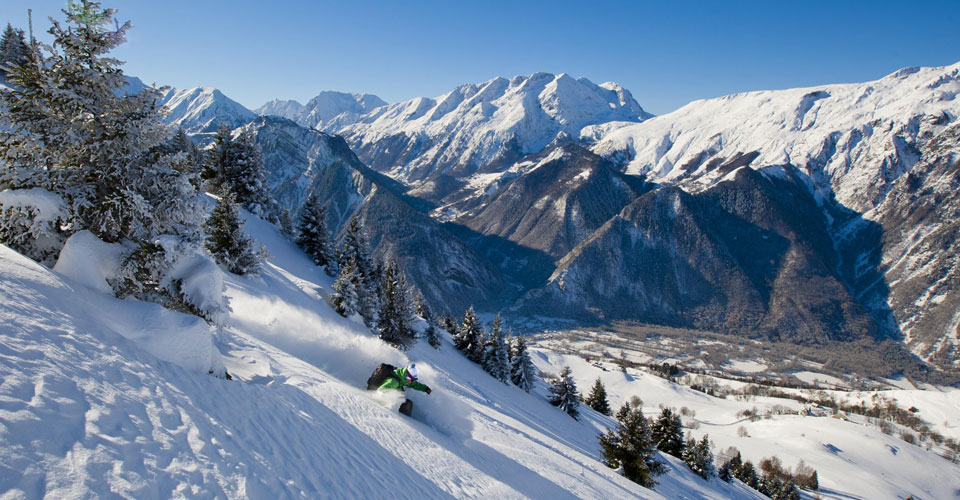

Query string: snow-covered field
[0,211,769,499]
[531,352,960,500]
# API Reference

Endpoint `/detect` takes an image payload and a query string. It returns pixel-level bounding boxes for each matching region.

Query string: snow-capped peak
[590,61,960,212]
[337,72,651,192]
[159,86,257,134]
[257,91,387,131]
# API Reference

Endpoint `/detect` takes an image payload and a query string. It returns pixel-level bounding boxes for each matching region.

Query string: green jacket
[378,366,429,393]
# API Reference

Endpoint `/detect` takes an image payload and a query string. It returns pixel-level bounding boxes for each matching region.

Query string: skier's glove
[425,387,432,395]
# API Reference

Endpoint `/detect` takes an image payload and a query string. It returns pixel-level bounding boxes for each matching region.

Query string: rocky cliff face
[515,166,877,344]
[867,123,960,367]
[239,116,510,313]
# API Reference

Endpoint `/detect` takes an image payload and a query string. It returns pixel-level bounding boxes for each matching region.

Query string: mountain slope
[588,62,960,366]
[590,63,960,213]
[448,142,649,261]
[869,122,960,367]
[159,86,257,134]
[337,73,651,201]
[516,166,877,343]
[240,116,512,313]
[0,222,767,499]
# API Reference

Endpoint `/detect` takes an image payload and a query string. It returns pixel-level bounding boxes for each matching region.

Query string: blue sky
[3,0,959,115]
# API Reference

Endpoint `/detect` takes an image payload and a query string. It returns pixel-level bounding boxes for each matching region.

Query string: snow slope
[533,352,960,500]
[590,63,960,213]
[0,211,762,498]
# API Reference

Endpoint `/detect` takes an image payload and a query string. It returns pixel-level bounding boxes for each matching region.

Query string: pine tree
[584,377,612,415]
[651,408,685,458]
[425,316,443,349]
[339,216,378,327]
[719,451,743,483]
[736,460,760,489]
[377,260,416,350]
[295,194,335,268]
[682,435,716,479]
[717,462,732,482]
[202,125,278,222]
[204,193,265,275]
[482,313,510,383]
[331,258,360,318]
[469,327,488,364]
[0,2,206,313]
[169,127,202,190]
[454,306,483,358]
[0,23,30,77]
[0,2,199,244]
[509,335,536,392]
[599,401,664,487]
[549,366,580,420]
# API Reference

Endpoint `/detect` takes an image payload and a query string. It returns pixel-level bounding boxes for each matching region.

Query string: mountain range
[162,63,960,375]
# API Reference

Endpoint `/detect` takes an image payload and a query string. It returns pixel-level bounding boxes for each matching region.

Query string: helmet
[406,363,419,382]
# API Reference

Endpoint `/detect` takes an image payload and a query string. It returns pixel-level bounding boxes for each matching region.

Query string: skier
[370,363,432,416]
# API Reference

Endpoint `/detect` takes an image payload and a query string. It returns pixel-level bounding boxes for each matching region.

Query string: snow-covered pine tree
[509,335,536,392]
[425,319,442,349]
[735,460,760,489]
[548,366,580,420]
[682,434,716,479]
[331,258,360,318]
[0,2,199,244]
[202,125,279,223]
[454,306,481,353]
[599,401,664,487]
[0,23,31,77]
[339,216,378,327]
[584,377,612,415]
[482,313,510,383]
[468,327,488,365]
[295,194,335,269]
[279,208,294,238]
[718,451,743,482]
[651,408,685,458]
[717,461,732,482]
[169,126,200,170]
[204,193,265,275]
[230,130,275,221]
[202,124,231,194]
[0,2,208,314]
[376,259,416,351]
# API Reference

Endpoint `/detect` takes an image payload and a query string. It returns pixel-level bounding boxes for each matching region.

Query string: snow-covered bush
[110,234,230,327]
[0,188,67,266]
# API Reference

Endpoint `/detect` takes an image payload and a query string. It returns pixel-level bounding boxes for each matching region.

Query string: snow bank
[156,235,230,326]
[0,188,66,223]
[50,231,224,375]
[53,230,127,293]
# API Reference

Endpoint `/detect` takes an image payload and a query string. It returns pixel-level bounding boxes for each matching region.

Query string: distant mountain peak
[336,72,651,199]
[256,91,387,130]
[159,86,256,134]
